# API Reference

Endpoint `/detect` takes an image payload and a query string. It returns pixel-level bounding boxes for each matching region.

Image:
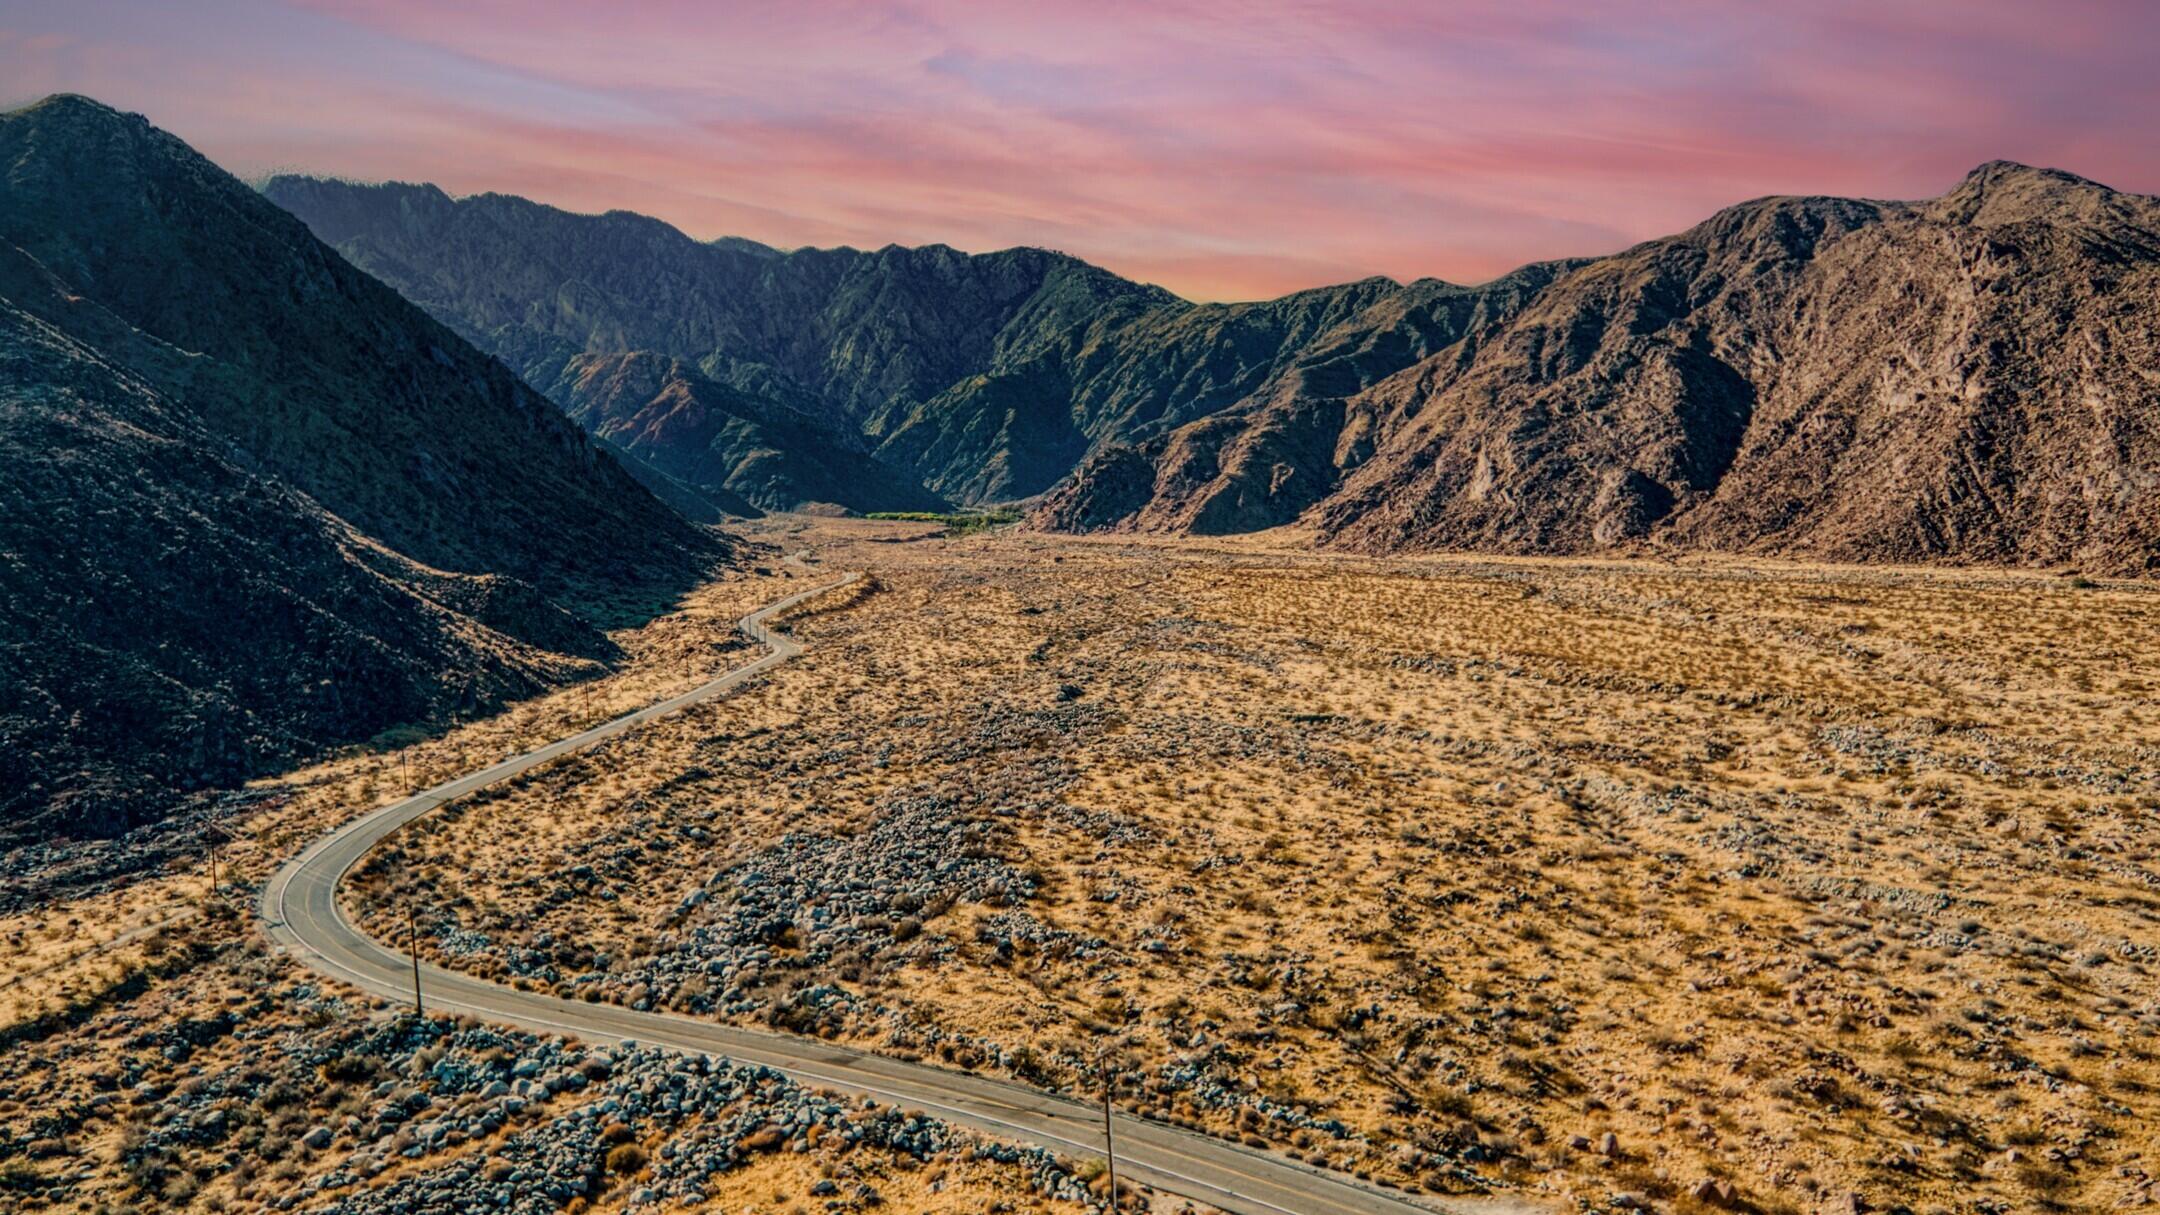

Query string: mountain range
[6,93,2155,837]
[262,178,1576,507]
[271,167,2158,575]
[0,96,729,841]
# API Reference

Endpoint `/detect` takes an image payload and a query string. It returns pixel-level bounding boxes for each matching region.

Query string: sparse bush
[605,1143,648,1177]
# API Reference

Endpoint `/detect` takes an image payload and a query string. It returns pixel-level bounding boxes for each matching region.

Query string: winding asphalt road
[262,571,1483,1215]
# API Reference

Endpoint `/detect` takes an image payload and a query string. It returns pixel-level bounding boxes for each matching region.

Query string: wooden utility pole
[205,826,233,913]
[1101,1067,1119,1213]
[407,905,424,1017]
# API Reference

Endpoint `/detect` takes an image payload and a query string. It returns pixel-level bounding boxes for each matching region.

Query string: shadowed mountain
[264,178,1569,504]
[544,352,950,515]
[0,96,730,841]
[263,175,1160,502]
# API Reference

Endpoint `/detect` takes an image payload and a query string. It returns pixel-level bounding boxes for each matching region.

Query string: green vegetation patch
[865,509,1022,534]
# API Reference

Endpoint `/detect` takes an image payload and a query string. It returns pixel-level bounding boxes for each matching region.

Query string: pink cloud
[6,0,2157,300]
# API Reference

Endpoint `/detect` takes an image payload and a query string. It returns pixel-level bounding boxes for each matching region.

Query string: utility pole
[205,826,232,913]
[407,904,424,1018]
[1101,1063,1119,1213]
[402,751,413,796]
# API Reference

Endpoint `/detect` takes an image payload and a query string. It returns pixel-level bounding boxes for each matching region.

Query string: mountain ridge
[267,174,1575,503]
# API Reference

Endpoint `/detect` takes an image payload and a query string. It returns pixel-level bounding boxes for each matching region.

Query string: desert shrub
[605,1143,648,1177]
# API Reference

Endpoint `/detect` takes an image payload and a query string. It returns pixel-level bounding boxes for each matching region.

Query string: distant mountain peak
[5,94,179,176]
[9,92,126,121]
[1035,152,2160,578]
[709,234,781,257]
[1934,159,2137,225]
[1957,158,2095,189]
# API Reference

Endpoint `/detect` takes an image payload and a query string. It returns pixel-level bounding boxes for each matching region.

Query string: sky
[4,1,2157,301]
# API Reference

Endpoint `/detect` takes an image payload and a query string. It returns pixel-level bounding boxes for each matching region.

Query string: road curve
[263,572,1474,1215]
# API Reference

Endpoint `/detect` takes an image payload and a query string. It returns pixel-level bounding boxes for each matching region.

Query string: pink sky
[5,0,2157,300]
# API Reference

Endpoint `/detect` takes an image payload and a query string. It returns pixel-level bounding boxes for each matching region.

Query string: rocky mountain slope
[0,96,729,841]
[869,269,1576,503]
[1031,263,1579,533]
[1050,164,2160,575]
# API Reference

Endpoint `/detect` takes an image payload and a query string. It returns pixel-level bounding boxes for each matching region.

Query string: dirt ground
[335,518,2160,1214]
[10,517,2158,1215]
